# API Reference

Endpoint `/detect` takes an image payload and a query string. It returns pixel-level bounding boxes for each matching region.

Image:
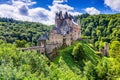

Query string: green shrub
[72,43,85,61]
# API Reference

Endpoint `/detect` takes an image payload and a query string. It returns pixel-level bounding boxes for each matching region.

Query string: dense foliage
[0,41,120,79]
[78,14,120,50]
[0,18,52,47]
[0,13,120,79]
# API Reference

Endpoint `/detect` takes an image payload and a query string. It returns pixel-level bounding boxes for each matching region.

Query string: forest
[0,14,120,80]
[0,18,52,47]
[77,14,120,50]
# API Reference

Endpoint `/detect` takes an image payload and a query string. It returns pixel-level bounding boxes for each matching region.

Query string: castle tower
[37,32,48,47]
[59,11,63,19]
[55,11,63,27]
[37,38,46,47]
[64,12,69,19]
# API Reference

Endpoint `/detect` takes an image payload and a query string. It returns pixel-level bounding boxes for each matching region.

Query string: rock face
[38,11,81,54]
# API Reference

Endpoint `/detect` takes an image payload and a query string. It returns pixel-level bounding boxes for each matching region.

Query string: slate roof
[53,27,62,34]
[38,32,48,41]
[38,37,47,40]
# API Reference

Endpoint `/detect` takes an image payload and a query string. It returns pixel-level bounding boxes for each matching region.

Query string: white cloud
[85,7,100,15]
[0,0,81,25]
[11,0,36,6]
[104,0,120,12]
[49,3,73,12]
[29,8,52,25]
[69,12,82,16]
[53,0,68,4]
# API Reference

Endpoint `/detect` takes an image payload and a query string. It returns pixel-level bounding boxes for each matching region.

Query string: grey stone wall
[65,34,72,46]
[46,44,58,53]
[49,33,63,45]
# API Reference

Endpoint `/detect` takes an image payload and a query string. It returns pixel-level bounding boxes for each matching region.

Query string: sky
[0,0,120,25]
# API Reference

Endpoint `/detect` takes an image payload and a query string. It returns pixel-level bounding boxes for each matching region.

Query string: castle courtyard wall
[46,44,58,53]
[49,33,63,45]
[64,34,72,46]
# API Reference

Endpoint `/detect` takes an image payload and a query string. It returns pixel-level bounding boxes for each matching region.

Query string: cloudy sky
[0,0,120,25]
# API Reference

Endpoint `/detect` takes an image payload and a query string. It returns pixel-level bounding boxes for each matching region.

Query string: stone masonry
[37,11,81,54]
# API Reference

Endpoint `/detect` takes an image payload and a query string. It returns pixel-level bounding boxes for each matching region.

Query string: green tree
[72,43,85,61]
[110,41,120,58]
[15,40,27,47]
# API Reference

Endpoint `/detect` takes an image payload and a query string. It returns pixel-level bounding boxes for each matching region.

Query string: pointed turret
[64,12,69,19]
[55,12,59,19]
[59,11,63,19]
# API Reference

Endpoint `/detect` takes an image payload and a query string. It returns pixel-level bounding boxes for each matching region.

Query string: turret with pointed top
[55,11,63,27]
[55,12,59,19]
[59,11,63,19]
[64,12,69,19]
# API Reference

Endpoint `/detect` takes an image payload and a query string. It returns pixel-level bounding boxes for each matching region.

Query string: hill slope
[0,18,52,47]
[52,41,101,79]
[0,40,120,79]
[0,41,100,79]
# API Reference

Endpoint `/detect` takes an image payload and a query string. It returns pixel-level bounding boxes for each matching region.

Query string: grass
[53,40,101,75]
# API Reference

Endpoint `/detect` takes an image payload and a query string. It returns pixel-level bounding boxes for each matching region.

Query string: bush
[72,43,85,61]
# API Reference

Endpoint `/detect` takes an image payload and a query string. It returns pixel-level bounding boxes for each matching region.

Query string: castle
[37,11,81,54]
[21,11,109,57]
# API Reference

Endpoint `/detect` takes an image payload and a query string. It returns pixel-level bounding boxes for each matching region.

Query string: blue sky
[31,0,118,14]
[0,0,120,25]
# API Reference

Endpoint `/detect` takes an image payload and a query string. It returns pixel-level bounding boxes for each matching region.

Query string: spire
[55,12,59,19]
[64,12,69,19]
[59,11,63,19]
